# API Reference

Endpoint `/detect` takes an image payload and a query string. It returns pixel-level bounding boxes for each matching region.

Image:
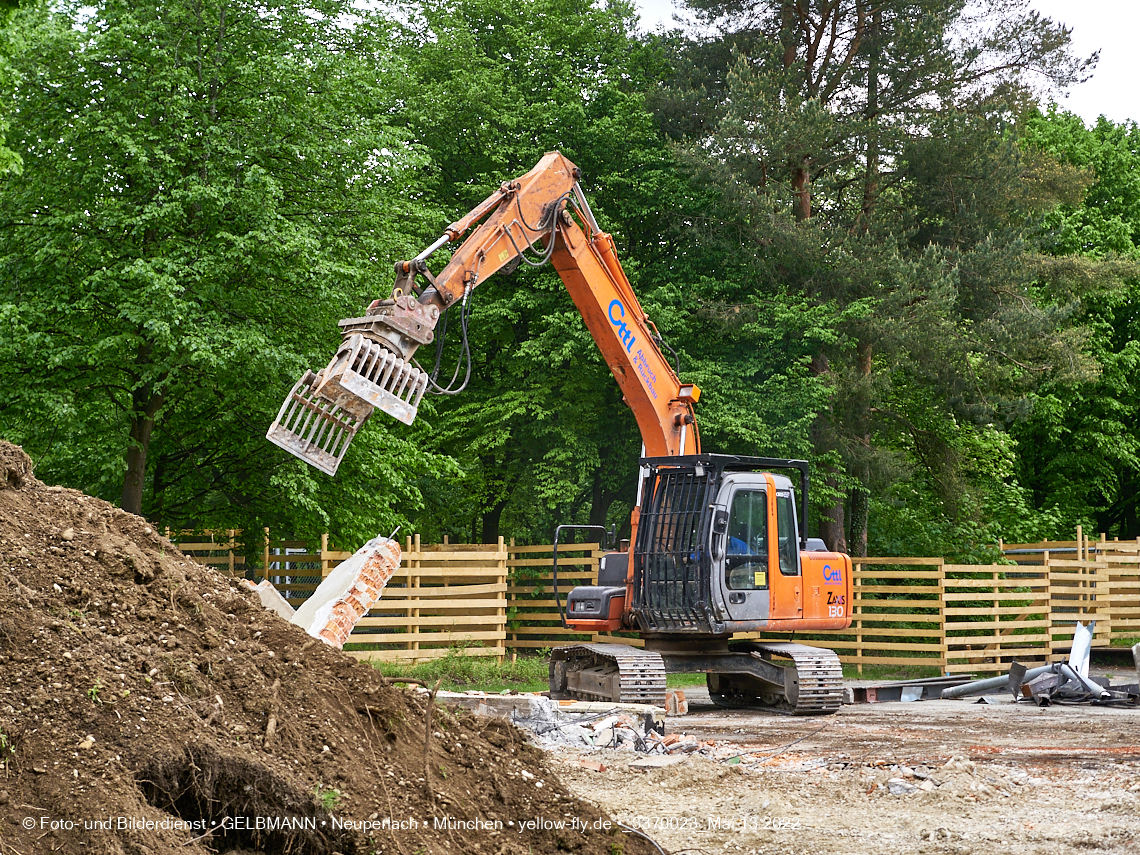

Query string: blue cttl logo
[823,564,843,585]
[608,299,636,352]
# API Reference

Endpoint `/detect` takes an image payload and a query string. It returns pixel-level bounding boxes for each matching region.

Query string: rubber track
[550,643,667,707]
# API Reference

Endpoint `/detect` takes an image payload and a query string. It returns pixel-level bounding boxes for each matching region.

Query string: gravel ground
[553,686,1140,855]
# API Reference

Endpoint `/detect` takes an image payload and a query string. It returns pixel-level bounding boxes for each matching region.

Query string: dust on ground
[555,688,1140,854]
[0,440,651,855]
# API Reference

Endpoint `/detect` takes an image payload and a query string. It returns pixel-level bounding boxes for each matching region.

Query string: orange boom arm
[267,152,698,475]
[411,151,699,458]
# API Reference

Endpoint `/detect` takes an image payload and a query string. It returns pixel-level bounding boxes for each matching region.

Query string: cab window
[725,490,768,590]
[776,492,800,576]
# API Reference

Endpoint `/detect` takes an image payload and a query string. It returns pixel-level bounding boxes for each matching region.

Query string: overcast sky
[632,0,1140,126]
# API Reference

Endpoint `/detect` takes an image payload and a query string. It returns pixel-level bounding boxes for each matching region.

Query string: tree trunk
[588,472,620,530]
[480,498,506,544]
[847,338,874,555]
[859,8,882,231]
[818,477,847,554]
[792,155,812,220]
[120,389,164,515]
[848,486,869,557]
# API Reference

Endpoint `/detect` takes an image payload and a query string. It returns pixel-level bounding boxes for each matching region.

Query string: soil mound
[0,441,646,855]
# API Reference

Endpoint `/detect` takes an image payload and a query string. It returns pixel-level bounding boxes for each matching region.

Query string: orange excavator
[268,152,853,714]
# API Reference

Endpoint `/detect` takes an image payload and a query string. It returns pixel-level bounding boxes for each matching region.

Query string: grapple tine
[267,334,429,475]
[266,371,365,476]
[314,334,426,427]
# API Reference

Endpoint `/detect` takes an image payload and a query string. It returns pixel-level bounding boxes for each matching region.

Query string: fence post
[508,537,517,662]
[227,530,236,576]
[853,559,863,675]
[1044,549,1053,661]
[497,536,507,664]
[937,559,946,673]
[412,533,421,657]
[263,527,270,582]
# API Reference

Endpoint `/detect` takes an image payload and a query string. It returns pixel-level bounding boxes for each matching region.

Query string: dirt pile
[0,441,647,855]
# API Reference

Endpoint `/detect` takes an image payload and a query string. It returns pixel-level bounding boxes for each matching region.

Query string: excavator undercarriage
[549,639,844,716]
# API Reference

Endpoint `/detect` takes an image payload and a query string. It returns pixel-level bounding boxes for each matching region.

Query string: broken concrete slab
[242,578,295,620]
[289,535,401,648]
[435,691,552,721]
[887,778,917,795]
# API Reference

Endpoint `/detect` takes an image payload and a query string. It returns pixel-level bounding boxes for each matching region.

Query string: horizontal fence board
[854,557,944,565]
[345,647,507,662]
[947,633,1052,644]
[846,627,943,638]
[945,620,1050,631]
[853,570,944,579]
[356,616,503,628]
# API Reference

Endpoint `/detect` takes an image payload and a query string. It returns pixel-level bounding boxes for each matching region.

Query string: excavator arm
[267,152,700,475]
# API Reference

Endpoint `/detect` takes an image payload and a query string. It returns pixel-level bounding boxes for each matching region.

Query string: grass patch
[373,650,551,693]
[841,663,943,681]
[666,673,709,688]
[372,651,715,693]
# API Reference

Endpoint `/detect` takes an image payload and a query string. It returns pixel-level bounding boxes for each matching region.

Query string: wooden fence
[170,529,1140,672]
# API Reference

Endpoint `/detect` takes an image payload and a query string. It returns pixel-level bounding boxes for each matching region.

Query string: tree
[0,0,448,542]
[657,0,1102,554]
[1011,108,1140,538]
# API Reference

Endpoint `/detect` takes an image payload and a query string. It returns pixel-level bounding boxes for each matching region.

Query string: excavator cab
[564,453,850,636]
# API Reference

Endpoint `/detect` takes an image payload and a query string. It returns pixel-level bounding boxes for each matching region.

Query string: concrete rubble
[431,689,759,766]
[243,534,402,649]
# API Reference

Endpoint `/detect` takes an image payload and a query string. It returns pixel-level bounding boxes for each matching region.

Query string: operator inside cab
[726,490,768,590]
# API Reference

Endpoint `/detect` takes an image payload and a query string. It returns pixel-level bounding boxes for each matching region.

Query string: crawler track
[706,642,845,715]
[549,643,667,706]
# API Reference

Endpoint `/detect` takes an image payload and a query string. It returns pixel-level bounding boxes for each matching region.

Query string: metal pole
[941,664,1055,699]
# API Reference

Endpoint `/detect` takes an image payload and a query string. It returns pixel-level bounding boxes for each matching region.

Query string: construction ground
[2,438,1137,855]
[550,686,1140,855]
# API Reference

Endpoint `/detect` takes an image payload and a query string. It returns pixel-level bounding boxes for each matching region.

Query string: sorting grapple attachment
[316,334,429,426]
[266,334,428,476]
[266,370,362,476]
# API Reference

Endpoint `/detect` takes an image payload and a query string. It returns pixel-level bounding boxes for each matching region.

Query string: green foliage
[314,784,342,812]
[0,0,450,540]
[657,1,1113,554]
[1008,108,1140,538]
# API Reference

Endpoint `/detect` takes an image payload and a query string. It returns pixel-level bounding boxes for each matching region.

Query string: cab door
[768,486,803,620]
[714,478,770,622]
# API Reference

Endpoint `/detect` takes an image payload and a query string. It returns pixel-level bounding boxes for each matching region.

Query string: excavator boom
[267,152,697,474]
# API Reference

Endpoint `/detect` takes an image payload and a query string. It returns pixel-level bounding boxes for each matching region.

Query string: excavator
[267,152,853,714]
